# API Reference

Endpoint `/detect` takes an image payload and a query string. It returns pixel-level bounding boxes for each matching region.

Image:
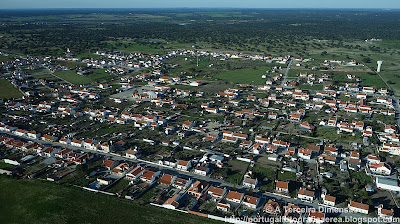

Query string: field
[212,66,270,85]
[106,41,165,54]
[0,162,13,169]
[76,52,103,59]
[0,56,12,62]
[0,79,23,99]
[0,176,221,224]
[53,70,112,85]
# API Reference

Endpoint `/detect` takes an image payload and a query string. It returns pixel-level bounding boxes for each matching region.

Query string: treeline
[1,9,400,55]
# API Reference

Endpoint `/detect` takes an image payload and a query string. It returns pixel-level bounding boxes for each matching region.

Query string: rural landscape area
[1,6,400,224]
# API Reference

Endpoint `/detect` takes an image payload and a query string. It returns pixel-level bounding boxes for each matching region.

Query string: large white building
[376,177,400,192]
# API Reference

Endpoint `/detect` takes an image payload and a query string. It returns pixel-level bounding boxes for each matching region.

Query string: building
[176,160,191,171]
[225,190,244,204]
[194,166,210,176]
[369,162,391,175]
[242,195,258,209]
[348,201,369,214]
[102,159,117,170]
[205,186,225,200]
[159,174,176,186]
[263,199,280,215]
[307,211,325,224]
[276,181,289,193]
[377,204,394,220]
[321,192,336,206]
[217,203,230,212]
[242,173,258,188]
[140,170,161,184]
[125,149,141,159]
[297,189,314,202]
[283,203,303,224]
[188,181,209,198]
[172,177,192,190]
[376,177,400,192]
[163,193,183,209]
[111,163,130,176]
[125,166,145,180]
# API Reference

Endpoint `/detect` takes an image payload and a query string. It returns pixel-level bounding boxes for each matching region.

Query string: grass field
[76,52,103,59]
[0,56,11,62]
[0,162,13,169]
[298,84,323,91]
[212,66,270,85]
[0,79,23,99]
[106,41,165,54]
[53,70,112,85]
[0,176,221,224]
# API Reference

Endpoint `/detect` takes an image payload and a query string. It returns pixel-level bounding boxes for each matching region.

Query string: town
[1,40,399,224]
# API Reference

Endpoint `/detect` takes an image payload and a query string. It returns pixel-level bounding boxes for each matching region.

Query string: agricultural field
[212,66,271,85]
[0,79,23,99]
[106,41,165,54]
[0,56,12,62]
[53,69,112,85]
[0,176,221,224]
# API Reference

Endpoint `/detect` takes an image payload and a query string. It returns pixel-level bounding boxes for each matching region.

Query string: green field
[76,52,103,59]
[107,41,165,54]
[53,70,112,85]
[298,84,323,91]
[0,162,13,169]
[212,66,270,85]
[0,56,12,62]
[0,79,23,99]
[0,176,220,224]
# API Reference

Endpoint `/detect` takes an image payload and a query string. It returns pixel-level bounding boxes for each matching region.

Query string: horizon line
[0,7,399,10]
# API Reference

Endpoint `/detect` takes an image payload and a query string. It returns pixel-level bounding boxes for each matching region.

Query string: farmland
[0,176,220,224]
[0,79,23,99]
[53,70,112,85]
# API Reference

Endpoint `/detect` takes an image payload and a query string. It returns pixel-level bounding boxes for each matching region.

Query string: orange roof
[309,211,325,220]
[298,189,314,197]
[178,160,189,166]
[243,195,258,205]
[276,181,289,189]
[226,190,243,201]
[159,174,174,185]
[349,201,369,211]
[208,186,225,197]
[102,159,115,168]
[324,194,336,202]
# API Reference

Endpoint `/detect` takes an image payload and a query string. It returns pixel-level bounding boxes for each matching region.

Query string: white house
[125,166,145,180]
[307,211,325,224]
[369,162,391,175]
[27,131,40,139]
[321,192,336,206]
[176,160,191,171]
[225,190,243,204]
[125,149,141,159]
[242,172,258,188]
[242,195,258,209]
[276,181,289,193]
[297,189,314,202]
[348,201,369,214]
[377,204,394,220]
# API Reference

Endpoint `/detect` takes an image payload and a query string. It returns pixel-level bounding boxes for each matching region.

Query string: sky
[1,0,400,9]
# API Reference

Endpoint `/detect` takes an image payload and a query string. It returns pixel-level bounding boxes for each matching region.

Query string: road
[281,58,293,86]
[389,96,400,127]
[0,131,378,222]
[339,89,400,127]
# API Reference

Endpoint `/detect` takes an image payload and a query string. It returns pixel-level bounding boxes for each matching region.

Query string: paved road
[281,58,293,86]
[1,131,378,221]
[389,96,400,127]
